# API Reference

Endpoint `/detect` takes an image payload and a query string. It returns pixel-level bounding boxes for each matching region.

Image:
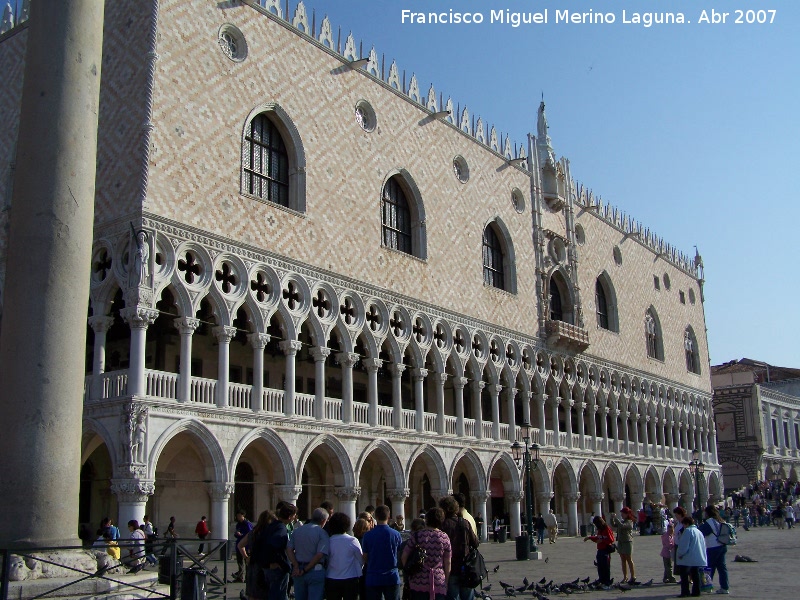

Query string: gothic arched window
[243,113,289,207]
[685,327,700,374]
[381,177,412,254]
[550,278,564,322]
[482,225,505,290]
[645,308,662,360]
[596,279,609,330]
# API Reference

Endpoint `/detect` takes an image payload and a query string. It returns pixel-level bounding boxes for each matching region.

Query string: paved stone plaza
[203,525,796,598]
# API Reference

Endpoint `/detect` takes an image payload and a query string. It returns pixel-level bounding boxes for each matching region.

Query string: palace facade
[0,0,720,539]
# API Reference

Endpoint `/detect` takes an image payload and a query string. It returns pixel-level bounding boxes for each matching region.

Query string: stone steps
[6,569,169,600]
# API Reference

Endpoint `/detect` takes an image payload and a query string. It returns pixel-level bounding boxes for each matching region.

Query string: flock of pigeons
[478,567,655,599]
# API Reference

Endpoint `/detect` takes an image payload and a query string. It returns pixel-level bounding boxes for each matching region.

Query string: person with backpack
[439,496,479,600]
[401,508,451,600]
[362,504,403,600]
[698,505,730,595]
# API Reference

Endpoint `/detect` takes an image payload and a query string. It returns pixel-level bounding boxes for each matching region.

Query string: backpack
[461,547,488,588]
[403,532,427,577]
[713,520,737,546]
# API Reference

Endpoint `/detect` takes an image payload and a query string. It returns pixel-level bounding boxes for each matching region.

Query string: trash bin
[180,567,207,600]
[515,534,531,560]
[498,527,507,543]
[580,525,587,537]
[159,554,183,585]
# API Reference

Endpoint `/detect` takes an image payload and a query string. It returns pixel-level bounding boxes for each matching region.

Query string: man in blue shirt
[362,505,403,600]
[233,511,253,582]
[287,508,330,600]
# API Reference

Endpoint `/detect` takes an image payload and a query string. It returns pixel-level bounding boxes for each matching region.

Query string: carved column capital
[536,492,554,504]
[110,479,155,504]
[334,486,361,501]
[488,383,503,395]
[507,490,525,502]
[472,380,486,391]
[248,332,271,349]
[452,376,468,390]
[275,485,304,504]
[589,493,605,503]
[174,316,201,335]
[206,482,235,501]
[213,325,237,343]
[564,492,581,503]
[279,340,303,356]
[121,306,159,329]
[309,346,331,362]
[411,367,428,381]
[389,363,406,377]
[336,352,359,368]
[471,490,493,503]
[610,493,625,503]
[88,315,114,333]
[363,357,382,372]
[386,488,410,501]
[433,371,448,384]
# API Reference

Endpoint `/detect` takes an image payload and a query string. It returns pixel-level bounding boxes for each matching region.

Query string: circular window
[613,246,623,266]
[511,188,525,213]
[453,155,469,183]
[663,273,671,290]
[575,224,586,245]
[354,100,376,132]
[689,288,696,304]
[218,24,247,62]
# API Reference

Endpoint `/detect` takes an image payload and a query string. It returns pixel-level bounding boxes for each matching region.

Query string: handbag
[404,533,427,577]
[461,547,488,588]
[607,543,617,553]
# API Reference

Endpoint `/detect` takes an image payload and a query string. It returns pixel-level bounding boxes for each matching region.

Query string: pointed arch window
[685,327,700,374]
[381,177,412,254]
[550,278,564,322]
[243,114,289,207]
[645,309,662,360]
[596,280,609,330]
[482,225,505,290]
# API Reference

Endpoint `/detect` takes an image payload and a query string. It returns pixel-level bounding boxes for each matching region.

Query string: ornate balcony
[545,319,590,351]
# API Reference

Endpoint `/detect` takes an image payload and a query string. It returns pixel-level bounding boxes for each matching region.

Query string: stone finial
[387,60,400,89]
[444,97,454,124]
[489,126,499,151]
[408,74,421,103]
[503,136,513,160]
[366,47,379,76]
[1,3,14,34]
[292,1,309,32]
[475,117,485,143]
[261,0,283,19]
[460,106,470,134]
[342,32,357,61]
[318,16,333,48]
[426,84,437,111]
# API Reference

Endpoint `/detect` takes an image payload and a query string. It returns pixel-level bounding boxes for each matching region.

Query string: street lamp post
[689,448,705,514]
[512,422,539,553]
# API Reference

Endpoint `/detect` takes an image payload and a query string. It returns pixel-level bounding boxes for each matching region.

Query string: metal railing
[0,538,228,600]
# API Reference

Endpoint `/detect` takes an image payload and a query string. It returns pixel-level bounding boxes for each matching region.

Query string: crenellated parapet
[244,0,529,165]
[571,179,701,278]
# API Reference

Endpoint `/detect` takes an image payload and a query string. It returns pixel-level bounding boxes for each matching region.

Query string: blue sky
[297,0,800,367]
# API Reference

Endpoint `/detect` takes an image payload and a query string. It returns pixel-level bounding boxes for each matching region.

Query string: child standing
[660,522,677,583]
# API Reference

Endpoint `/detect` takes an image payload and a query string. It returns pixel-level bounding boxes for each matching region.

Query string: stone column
[632,414,641,456]
[589,404,598,450]
[611,409,620,453]
[275,485,303,507]
[208,482,234,541]
[650,416,658,457]
[112,479,155,531]
[537,394,547,445]
[412,368,428,433]
[390,363,405,430]
[214,326,237,408]
[175,317,200,403]
[0,0,105,546]
[310,347,330,420]
[337,352,359,424]
[622,412,631,455]
[335,487,360,528]
[576,402,586,449]
[472,380,485,439]
[488,383,502,441]
[565,493,580,536]
[88,316,114,400]
[433,371,447,435]
[589,493,604,519]
[694,423,702,456]
[640,415,649,458]
[664,493,679,510]
[667,420,675,460]
[453,376,467,437]
[472,491,492,542]
[508,490,524,537]
[710,428,719,464]
[122,307,159,397]
[280,340,302,417]
[522,390,532,427]
[248,333,270,412]
[364,358,381,427]
[507,387,518,442]
[387,488,409,523]
[551,397,561,447]
[610,493,625,516]
[629,491,644,512]
[599,407,609,452]
[536,492,554,520]
[564,399,574,448]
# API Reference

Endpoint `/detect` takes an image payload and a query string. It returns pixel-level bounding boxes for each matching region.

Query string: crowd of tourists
[726,478,799,530]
